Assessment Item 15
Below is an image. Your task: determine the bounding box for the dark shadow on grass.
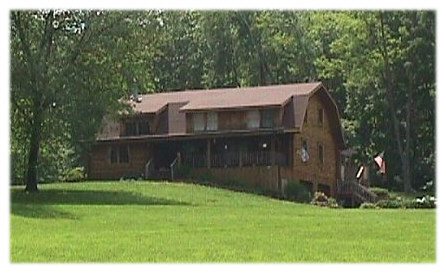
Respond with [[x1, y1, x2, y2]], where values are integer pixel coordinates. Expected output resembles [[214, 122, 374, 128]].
[[11, 189, 192, 219], [11, 189, 192, 206], [11, 204, 77, 219]]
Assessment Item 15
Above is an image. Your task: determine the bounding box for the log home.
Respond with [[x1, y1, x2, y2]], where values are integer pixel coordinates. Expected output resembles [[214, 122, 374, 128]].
[[88, 82, 345, 197]]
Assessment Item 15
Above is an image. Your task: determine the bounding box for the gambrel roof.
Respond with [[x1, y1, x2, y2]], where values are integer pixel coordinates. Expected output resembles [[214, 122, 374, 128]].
[[131, 82, 322, 114], [98, 82, 345, 148]]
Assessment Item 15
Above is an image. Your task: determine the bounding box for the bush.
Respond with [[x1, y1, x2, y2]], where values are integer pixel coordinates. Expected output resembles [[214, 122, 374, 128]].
[[196, 171, 214, 184], [285, 181, 311, 203], [310, 191, 339, 208], [369, 187, 390, 200], [62, 167, 86, 182], [175, 164, 192, 179], [371, 195, 436, 209], [360, 202, 379, 209], [311, 191, 328, 204], [327, 197, 340, 208], [412, 195, 436, 209], [375, 199, 403, 209]]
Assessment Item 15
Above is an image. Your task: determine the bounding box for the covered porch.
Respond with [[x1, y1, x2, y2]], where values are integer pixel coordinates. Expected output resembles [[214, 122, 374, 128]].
[[145, 132, 293, 180]]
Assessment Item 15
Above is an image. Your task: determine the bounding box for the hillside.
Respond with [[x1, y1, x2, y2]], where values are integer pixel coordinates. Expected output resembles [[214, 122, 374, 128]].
[[11, 181, 435, 262]]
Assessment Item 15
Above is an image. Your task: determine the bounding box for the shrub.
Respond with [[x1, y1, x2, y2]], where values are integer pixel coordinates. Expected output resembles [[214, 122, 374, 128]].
[[375, 199, 403, 209], [310, 191, 339, 208], [371, 195, 436, 209], [175, 164, 192, 179], [360, 202, 379, 209], [369, 187, 390, 200], [196, 171, 214, 184], [285, 181, 311, 203], [327, 197, 340, 208], [311, 191, 328, 204], [62, 167, 86, 182], [412, 195, 436, 209]]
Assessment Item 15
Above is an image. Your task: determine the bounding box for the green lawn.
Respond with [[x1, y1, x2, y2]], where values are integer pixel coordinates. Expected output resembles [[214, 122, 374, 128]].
[[10, 181, 435, 262]]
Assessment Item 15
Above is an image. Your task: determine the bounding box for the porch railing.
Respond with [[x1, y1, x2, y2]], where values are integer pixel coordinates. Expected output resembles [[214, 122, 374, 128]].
[[338, 179, 377, 203], [144, 159, 154, 179], [170, 157, 178, 181], [182, 151, 287, 168]]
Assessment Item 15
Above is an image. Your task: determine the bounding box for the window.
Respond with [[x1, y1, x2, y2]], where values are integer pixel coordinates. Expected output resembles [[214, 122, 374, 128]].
[[304, 110, 308, 124], [247, 110, 260, 129], [110, 145, 129, 164], [125, 122, 137, 136], [125, 120, 150, 136], [318, 108, 324, 125], [138, 121, 150, 135], [206, 112, 218, 131], [301, 139, 309, 163], [260, 109, 275, 128], [119, 145, 129, 163], [302, 139, 308, 150], [318, 143, 324, 164], [110, 148, 118, 164], [193, 113, 205, 131]]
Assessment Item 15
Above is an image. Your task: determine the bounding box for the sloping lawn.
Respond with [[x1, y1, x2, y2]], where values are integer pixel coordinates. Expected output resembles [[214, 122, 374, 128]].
[[10, 181, 435, 262]]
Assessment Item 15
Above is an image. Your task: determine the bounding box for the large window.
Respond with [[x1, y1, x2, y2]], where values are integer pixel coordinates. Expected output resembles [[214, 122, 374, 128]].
[[193, 113, 206, 131], [193, 112, 219, 132], [247, 110, 260, 129], [110, 145, 129, 164], [125, 120, 150, 136], [138, 121, 150, 135], [206, 112, 218, 131], [260, 109, 275, 128]]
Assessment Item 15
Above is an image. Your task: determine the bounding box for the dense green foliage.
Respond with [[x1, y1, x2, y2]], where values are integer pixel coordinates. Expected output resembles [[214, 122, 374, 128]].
[[284, 181, 312, 203], [10, 11, 435, 192], [11, 181, 435, 262]]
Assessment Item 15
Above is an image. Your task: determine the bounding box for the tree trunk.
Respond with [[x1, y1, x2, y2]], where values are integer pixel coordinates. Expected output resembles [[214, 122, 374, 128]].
[[25, 100, 43, 192], [378, 12, 412, 192], [403, 61, 414, 193]]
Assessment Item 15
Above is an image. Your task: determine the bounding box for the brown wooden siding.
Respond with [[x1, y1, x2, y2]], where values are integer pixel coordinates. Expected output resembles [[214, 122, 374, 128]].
[[282, 98, 295, 128], [155, 108, 169, 134], [88, 143, 152, 179], [168, 102, 187, 134], [191, 165, 280, 192], [281, 93, 339, 196]]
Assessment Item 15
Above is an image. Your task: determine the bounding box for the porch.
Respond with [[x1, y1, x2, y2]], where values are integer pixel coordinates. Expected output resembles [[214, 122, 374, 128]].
[[145, 133, 293, 180]]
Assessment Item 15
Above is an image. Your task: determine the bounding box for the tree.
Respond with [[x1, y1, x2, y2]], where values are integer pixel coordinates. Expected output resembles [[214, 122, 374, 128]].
[[10, 10, 152, 191], [312, 11, 435, 192]]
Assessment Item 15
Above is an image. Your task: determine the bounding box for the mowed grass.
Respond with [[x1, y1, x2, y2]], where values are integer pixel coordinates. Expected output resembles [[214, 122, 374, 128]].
[[10, 181, 435, 262]]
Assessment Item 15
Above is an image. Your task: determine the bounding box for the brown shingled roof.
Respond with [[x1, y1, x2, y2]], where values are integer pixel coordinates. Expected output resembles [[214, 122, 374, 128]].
[[131, 82, 322, 113]]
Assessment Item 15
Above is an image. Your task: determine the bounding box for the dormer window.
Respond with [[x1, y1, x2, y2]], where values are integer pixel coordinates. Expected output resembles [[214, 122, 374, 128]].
[[206, 112, 218, 131], [193, 113, 206, 131], [193, 112, 219, 132], [260, 109, 275, 128], [247, 110, 260, 129], [125, 120, 150, 136]]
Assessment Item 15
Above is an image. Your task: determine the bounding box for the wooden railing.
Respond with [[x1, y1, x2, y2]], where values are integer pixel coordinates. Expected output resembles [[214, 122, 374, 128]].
[[144, 159, 154, 179], [170, 157, 179, 181], [338, 180, 377, 203], [182, 151, 287, 168]]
